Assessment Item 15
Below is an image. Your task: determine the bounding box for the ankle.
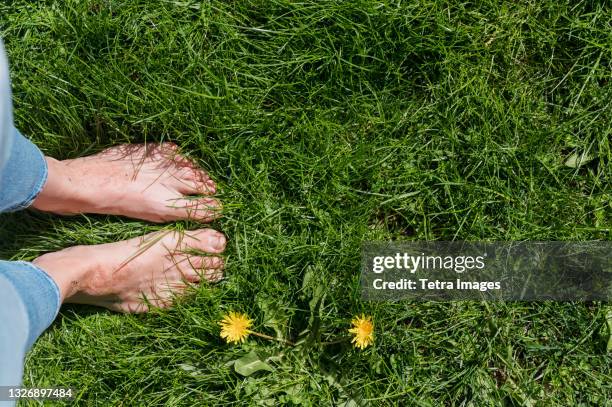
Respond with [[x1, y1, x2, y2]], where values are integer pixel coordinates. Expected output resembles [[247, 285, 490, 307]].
[[32, 158, 69, 212], [33, 246, 96, 303], [31, 158, 88, 214]]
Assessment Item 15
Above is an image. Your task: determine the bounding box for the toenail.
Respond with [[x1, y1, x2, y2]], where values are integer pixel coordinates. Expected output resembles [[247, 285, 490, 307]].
[[213, 234, 226, 250], [204, 198, 219, 208]]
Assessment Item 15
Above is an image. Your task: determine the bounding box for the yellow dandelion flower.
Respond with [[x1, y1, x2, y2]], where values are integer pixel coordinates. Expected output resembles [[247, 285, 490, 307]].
[[219, 312, 253, 344], [348, 314, 374, 349]]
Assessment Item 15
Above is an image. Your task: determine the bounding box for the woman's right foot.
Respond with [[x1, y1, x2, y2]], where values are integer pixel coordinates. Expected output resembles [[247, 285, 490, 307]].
[[32, 143, 221, 223], [33, 229, 226, 313]]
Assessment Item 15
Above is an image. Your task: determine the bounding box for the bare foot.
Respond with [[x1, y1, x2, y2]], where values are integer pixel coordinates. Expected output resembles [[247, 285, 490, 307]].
[[33, 229, 226, 313], [31, 143, 221, 223]]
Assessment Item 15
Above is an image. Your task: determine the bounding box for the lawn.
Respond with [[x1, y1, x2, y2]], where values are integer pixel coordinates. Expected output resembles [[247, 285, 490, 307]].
[[1, 0, 611, 405]]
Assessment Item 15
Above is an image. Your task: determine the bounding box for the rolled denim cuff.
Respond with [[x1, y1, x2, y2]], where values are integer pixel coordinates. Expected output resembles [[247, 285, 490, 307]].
[[0, 128, 47, 213], [0, 261, 61, 350]]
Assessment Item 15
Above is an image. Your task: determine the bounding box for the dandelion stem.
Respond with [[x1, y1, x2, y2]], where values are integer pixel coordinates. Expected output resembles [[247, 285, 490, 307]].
[[248, 331, 296, 346], [320, 336, 351, 346]]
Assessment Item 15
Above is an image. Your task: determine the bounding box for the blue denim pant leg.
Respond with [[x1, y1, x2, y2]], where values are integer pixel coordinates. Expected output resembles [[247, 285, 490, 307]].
[[0, 262, 60, 379], [0, 128, 60, 403], [0, 262, 60, 407], [0, 273, 29, 402], [0, 127, 48, 212]]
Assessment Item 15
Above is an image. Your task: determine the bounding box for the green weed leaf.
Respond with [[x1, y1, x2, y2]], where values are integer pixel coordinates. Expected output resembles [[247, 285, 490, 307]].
[[257, 295, 290, 340], [233, 351, 274, 376], [564, 151, 595, 168]]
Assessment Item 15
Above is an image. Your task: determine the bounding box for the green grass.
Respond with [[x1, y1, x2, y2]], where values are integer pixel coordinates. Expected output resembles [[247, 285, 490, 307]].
[[1, 0, 611, 405]]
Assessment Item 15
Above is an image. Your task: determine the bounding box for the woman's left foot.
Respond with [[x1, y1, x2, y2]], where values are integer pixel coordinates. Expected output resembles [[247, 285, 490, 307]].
[[31, 143, 221, 223], [34, 228, 227, 312]]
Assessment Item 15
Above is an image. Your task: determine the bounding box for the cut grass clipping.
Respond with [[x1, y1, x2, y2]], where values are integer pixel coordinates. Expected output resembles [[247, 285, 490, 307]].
[[0, 0, 611, 405]]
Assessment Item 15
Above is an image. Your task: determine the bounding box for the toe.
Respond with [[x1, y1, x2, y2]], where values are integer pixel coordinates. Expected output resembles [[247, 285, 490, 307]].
[[202, 256, 224, 269], [181, 267, 224, 283], [118, 302, 149, 314], [181, 229, 227, 254], [164, 151, 215, 193], [168, 252, 224, 284], [202, 268, 224, 282], [170, 255, 224, 281], [174, 168, 216, 195], [182, 271, 201, 283], [164, 197, 222, 222]]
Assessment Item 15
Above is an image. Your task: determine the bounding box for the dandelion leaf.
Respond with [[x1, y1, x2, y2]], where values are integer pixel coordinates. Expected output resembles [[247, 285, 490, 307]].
[[233, 351, 273, 376]]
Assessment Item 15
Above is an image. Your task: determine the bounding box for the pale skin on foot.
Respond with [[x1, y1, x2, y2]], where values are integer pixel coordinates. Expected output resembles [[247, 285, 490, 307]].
[[32, 143, 221, 223], [34, 229, 226, 313], [30, 143, 226, 313]]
